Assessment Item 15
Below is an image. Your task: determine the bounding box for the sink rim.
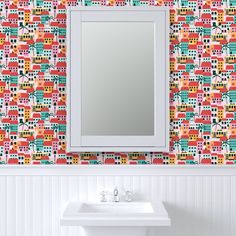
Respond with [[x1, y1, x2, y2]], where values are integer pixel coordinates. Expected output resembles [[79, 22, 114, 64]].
[[61, 201, 171, 227]]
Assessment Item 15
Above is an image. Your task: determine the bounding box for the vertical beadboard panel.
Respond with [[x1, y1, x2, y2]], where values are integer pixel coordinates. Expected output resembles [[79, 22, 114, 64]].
[[52, 176, 60, 236], [223, 177, 231, 236], [140, 176, 150, 201], [231, 176, 236, 236], [24, 176, 31, 236], [96, 175, 105, 201], [68, 176, 80, 236], [60, 176, 69, 236], [0, 176, 7, 236], [33, 176, 43, 236], [197, 176, 204, 236], [132, 175, 142, 200], [42, 176, 50, 236], [202, 176, 212, 236], [15, 176, 24, 236], [6, 176, 16, 236], [87, 176, 98, 202], [0, 175, 236, 236], [123, 176, 132, 194]]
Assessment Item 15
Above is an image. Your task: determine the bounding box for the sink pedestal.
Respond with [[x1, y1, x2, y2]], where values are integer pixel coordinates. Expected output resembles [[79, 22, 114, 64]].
[[83, 227, 148, 236]]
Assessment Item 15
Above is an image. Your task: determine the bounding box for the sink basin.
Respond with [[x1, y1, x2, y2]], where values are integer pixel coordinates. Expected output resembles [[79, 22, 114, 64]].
[[79, 202, 154, 214], [61, 201, 170, 227]]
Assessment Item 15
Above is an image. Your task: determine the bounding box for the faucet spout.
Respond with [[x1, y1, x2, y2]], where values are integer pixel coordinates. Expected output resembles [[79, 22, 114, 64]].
[[113, 188, 119, 202]]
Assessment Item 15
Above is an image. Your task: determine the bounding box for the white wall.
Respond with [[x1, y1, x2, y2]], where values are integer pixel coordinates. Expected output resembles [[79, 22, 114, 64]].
[[0, 166, 235, 236]]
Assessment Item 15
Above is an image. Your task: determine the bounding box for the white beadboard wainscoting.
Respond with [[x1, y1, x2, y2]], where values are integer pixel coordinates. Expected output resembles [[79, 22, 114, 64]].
[[0, 166, 236, 236]]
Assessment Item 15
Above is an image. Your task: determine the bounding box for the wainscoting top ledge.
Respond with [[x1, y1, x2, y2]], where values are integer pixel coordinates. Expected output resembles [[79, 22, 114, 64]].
[[0, 165, 235, 176]]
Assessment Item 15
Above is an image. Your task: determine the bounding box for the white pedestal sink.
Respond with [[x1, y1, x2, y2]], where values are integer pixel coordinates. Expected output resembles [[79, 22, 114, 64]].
[[61, 201, 171, 236]]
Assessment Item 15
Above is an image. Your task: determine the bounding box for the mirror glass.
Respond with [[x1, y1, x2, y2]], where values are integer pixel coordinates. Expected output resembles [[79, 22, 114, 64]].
[[81, 22, 154, 136]]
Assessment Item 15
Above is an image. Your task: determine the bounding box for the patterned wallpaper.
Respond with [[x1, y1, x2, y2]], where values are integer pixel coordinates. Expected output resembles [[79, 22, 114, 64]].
[[0, 0, 235, 165]]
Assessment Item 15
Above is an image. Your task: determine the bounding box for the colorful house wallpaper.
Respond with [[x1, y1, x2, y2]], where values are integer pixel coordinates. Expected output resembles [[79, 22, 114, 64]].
[[0, 0, 235, 165]]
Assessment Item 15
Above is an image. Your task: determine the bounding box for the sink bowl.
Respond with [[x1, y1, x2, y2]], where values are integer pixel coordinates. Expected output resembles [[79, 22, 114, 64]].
[[61, 201, 170, 227], [79, 202, 154, 214]]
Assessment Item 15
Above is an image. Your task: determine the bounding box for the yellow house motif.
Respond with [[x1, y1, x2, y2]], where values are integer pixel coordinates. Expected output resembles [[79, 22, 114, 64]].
[[0, 33, 5, 45], [24, 58, 30, 74], [188, 130, 199, 141], [217, 9, 224, 24], [170, 106, 176, 120], [44, 33, 54, 45], [44, 82, 54, 93], [170, 9, 175, 24], [217, 106, 223, 120], [24, 106, 31, 121], [24, 155, 31, 164], [188, 82, 198, 93], [44, 130, 54, 141], [217, 58, 224, 73], [188, 33, 198, 45], [121, 154, 127, 164], [218, 154, 224, 164], [170, 58, 175, 72], [24, 10, 30, 24], [0, 82, 5, 93], [0, 130, 5, 141]]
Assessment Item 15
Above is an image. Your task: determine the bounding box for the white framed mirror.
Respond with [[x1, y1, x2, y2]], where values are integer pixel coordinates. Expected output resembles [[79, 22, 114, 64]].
[[67, 7, 169, 152]]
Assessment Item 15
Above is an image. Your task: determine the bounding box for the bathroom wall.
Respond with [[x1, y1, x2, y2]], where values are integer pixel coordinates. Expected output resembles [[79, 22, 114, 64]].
[[0, 0, 235, 165], [0, 166, 235, 236]]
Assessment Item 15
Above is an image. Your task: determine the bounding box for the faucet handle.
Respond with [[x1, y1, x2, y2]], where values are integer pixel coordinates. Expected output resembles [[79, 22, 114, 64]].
[[100, 191, 108, 202], [125, 190, 133, 202]]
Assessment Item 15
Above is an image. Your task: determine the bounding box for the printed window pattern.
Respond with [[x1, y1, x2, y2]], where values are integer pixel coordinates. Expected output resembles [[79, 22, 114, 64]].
[[0, 0, 235, 165]]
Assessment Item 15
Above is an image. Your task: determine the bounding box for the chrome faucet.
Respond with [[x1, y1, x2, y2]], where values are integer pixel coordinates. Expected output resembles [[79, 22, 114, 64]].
[[125, 190, 133, 202], [113, 187, 119, 202], [100, 191, 108, 202]]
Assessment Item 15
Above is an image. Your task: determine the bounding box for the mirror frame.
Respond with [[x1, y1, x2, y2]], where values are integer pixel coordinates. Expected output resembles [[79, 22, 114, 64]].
[[67, 7, 169, 152]]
